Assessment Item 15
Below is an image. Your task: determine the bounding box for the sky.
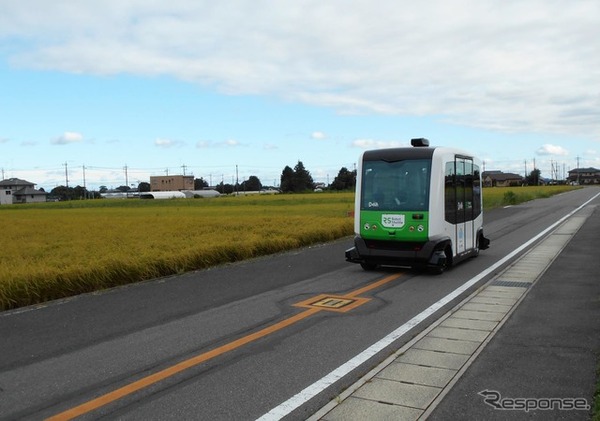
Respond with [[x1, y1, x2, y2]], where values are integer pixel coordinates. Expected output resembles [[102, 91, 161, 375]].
[[1, 0, 599, 191]]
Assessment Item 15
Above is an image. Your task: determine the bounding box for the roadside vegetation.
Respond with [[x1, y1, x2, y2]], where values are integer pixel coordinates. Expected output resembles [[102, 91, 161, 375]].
[[482, 185, 577, 209], [0, 186, 581, 310]]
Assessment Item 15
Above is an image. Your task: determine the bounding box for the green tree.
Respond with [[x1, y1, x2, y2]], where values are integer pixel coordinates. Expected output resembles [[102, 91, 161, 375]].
[[526, 169, 541, 186], [280, 166, 294, 192], [241, 175, 262, 191], [50, 186, 70, 201], [216, 182, 235, 194], [73, 185, 87, 199], [138, 182, 151, 192], [280, 162, 315, 192], [330, 167, 357, 191], [292, 161, 314, 192], [50, 185, 89, 200], [195, 178, 209, 190]]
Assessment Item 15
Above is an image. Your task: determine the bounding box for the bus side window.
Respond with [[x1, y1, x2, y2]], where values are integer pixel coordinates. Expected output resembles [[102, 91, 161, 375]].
[[473, 165, 482, 218], [445, 162, 456, 224], [465, 160, 474, 222]]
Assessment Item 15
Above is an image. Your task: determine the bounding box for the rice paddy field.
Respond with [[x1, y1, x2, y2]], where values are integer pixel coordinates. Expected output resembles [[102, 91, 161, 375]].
[[0, 186, 579, 310]]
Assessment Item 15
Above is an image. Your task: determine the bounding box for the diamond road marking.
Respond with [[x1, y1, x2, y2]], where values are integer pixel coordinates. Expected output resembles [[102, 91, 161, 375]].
[[294, 294, 371, 313]]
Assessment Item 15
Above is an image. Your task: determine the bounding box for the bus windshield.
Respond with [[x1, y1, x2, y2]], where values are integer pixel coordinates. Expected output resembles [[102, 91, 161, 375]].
[[361, 159, 431, 211]]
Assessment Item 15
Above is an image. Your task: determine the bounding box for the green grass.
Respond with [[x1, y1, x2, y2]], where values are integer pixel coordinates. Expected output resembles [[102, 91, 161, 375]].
[[482, 185, 579, 209]]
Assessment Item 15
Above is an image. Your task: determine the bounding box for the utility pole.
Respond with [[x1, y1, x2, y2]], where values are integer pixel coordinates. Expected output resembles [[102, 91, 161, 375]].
[[124, 165, 129, 188], [235, 165, 239, 195], [82, 165, 87, 198], [64, 162, 69, 187], [576, 156, 580, 184], [182, 164, 187, 176]]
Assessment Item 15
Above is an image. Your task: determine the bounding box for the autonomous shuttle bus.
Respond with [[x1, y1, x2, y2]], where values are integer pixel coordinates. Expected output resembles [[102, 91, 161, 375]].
[[345, 138, 490, 273]]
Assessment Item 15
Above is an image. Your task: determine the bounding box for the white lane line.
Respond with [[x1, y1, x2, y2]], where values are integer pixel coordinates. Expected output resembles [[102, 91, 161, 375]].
[[257, 191, 600, 421]]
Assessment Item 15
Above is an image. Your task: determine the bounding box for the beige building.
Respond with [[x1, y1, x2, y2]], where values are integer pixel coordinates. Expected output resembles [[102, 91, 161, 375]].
[[0, 178, 48, 205], [482, 171, 523, 187], [567, 167, 600, 184], [150, 175, 194, 192]]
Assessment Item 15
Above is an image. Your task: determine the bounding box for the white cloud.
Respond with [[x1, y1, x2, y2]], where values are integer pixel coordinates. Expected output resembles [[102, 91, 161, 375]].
[[536, 144, 569, 156], [154, 138, 184, 148], [352, 139, 406, 149], [223, 139, 240, 147], [196, 139, 243, 148], [52, 131, 83, 145], [2, 1, 600, 139], [311, 131, 326, 140]]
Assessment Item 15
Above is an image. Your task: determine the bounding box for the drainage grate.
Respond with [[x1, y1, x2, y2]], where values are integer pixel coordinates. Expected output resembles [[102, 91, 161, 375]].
[[490, 280, 531, 288]]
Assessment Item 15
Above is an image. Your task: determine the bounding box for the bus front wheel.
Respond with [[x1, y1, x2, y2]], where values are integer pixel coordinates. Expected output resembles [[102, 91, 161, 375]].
[[429, 246, 452, 275], [360, 261, 378, 271]]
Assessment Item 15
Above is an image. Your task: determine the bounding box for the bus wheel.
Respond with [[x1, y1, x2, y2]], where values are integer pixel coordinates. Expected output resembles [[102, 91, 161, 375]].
[[360, 261, 377, 271], [429, 247, 451, 275], [473, 233, 483, 257]]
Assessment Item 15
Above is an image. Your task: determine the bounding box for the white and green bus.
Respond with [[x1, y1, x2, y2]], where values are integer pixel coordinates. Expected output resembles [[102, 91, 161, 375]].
[[346, 138, 490, 273]]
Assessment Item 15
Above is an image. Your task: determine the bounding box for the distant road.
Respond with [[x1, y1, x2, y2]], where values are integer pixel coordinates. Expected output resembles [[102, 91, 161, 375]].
[[1, 186, 598, 420]]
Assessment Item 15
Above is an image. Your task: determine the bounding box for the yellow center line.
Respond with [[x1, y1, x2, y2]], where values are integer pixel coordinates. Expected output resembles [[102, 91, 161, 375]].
[[46, 272, 405, 420], [347, 272, 404, 297]]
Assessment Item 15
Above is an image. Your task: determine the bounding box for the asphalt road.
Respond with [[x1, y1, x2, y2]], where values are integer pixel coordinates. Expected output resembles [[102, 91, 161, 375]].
[[1, 186, 598, 420]]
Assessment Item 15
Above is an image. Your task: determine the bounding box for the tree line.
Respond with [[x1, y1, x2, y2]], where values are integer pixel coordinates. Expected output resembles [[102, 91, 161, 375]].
[[47, 161, 357, 200]]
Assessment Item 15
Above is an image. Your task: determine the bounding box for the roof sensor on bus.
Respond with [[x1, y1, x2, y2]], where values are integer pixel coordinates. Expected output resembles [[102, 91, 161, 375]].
[[411, 138, 430, 147]]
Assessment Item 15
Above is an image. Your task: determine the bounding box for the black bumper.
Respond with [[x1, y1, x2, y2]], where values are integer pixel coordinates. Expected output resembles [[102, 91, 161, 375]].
[[345, 235, 449, 268]]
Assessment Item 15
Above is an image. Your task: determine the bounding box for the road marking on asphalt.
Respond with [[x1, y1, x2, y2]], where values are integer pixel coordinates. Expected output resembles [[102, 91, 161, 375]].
[[294, 295, 370, 312], [46, 273, 404, 420]]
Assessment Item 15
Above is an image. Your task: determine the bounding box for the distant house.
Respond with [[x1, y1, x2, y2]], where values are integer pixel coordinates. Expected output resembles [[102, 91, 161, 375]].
[[0, 178, 48, 205], [567, 167, 600, 185], [482, 171, 524, 187]]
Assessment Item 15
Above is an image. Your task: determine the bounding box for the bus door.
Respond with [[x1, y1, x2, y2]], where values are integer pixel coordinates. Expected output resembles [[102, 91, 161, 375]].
[[455, 157, 475, 254]]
